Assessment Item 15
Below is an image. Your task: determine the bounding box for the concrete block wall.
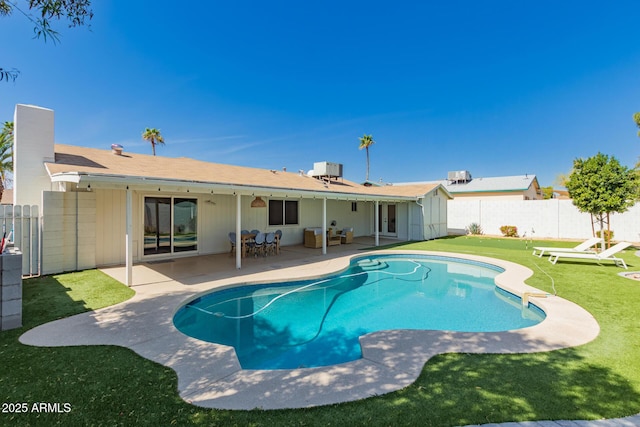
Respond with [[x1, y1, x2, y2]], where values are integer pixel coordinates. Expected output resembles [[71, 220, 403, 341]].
[[0, 246, 23, 330]]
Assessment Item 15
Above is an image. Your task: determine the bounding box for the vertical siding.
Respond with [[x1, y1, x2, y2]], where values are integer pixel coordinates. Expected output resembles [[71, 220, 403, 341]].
[[41, 192, 64, 274], [95, 189, 126, 266], [420, 192, 449, 239], [42, 191, 96, 274]]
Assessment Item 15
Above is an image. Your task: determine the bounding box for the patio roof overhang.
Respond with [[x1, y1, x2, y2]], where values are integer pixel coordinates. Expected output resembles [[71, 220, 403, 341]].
[[48, 171, 423, 203]]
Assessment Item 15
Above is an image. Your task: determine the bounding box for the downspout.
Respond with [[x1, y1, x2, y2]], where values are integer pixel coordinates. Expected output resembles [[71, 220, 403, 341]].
[[415, 197, 425, 240]]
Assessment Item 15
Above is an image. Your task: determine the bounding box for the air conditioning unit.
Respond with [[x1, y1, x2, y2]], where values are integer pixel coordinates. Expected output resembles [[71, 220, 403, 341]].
[[448, 170, 472, 183], [312, 162, 343, 178]]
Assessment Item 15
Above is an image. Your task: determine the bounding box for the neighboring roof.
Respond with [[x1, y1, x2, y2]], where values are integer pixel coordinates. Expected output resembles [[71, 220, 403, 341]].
[[397, 175, 539, 194], [554, 190, 571, 199], [46, 144, 450, 201], [0, 189, 12, 205]]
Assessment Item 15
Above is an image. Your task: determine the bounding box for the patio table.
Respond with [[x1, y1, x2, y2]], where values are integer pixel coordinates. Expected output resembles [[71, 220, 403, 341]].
[[240, 233, 256, 257]]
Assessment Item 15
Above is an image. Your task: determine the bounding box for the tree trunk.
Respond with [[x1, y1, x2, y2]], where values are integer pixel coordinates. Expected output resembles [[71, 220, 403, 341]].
[[365, 147, 370, 181], [597, 213, 605, 252]]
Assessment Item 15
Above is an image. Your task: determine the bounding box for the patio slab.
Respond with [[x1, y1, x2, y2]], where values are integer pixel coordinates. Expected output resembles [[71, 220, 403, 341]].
[[19, 244, 600, 410]]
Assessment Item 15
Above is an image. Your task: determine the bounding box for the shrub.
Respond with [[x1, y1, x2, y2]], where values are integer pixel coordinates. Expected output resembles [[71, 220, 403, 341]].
[[466, 223, 483, 235], [499, 225, 518, 237], [596, 229, 614, 244]]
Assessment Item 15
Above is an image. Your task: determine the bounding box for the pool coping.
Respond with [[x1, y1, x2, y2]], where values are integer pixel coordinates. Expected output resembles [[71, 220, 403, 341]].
[[19, 250, 600, 410]]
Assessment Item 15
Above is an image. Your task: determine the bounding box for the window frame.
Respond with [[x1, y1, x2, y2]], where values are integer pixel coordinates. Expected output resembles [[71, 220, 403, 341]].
[[268, 199, 299, 226]]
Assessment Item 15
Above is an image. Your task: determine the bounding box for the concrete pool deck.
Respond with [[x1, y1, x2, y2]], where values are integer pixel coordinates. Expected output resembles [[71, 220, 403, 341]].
[[20, 242, 600, 411]]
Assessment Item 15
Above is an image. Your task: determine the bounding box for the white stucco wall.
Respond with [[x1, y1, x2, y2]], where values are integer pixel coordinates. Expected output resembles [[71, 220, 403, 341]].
[[448, 199, 640, 242]]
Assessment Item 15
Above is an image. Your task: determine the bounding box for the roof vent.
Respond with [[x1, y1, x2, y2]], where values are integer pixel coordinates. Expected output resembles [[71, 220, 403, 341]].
[[447, 170, 472, 184], [111, 144, 123, 155]]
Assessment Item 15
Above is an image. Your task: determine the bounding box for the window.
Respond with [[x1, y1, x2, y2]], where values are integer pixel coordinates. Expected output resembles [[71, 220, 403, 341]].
[[144, 196, 197, 255], [269, 199, 299, 225], [351, 202, 357, 212]]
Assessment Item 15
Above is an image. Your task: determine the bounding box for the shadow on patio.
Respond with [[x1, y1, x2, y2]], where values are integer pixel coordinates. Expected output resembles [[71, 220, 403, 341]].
[[100, 236, 403, 287]]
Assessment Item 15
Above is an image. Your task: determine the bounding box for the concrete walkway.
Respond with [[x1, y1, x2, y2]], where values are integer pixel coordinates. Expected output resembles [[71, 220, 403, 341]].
[[18, 240, 637, 423], [463, 414, 640, 426]]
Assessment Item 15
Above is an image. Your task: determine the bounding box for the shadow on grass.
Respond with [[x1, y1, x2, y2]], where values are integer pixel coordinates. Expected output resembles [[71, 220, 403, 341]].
[[21, 276, 89, 330], [360, 349, 640, 426]]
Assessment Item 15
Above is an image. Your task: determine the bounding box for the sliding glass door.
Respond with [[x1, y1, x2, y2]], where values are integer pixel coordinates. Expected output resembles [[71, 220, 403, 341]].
[[173, 198, 198, 252], [144, 197, 197, 256]]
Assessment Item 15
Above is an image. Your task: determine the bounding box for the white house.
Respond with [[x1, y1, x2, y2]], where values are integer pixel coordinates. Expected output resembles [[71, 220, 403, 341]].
[[12, 104, 452, 283]]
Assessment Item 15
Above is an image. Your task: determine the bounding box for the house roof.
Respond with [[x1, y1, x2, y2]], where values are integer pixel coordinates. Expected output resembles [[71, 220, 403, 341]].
[[0, 189, 12, 205], [45, 144, 450, 201], [398, 175, 539, 194]]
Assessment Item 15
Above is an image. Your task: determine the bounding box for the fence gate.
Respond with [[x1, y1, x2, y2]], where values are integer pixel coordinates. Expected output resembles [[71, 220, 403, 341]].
[[0, 205, 40, 276]]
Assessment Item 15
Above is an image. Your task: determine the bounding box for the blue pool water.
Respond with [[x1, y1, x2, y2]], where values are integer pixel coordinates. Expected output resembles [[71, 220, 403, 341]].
[[173, 254, 545, 370]]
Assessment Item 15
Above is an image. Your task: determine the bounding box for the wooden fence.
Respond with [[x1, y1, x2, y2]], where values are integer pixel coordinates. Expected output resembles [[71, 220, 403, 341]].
[[0, 205, 39, 276]]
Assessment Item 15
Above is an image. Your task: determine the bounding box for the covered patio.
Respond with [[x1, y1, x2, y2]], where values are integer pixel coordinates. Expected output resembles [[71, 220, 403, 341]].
[[100, 236, 401, 287]]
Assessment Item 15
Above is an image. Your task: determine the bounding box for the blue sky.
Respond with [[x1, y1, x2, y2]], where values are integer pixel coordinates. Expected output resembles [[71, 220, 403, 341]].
[[2, 1, 639, 187]]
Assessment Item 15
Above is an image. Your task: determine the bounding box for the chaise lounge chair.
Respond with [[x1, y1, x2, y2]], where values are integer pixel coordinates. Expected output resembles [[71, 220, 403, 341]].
[[532, 236, 602, 258], [547, 241, 633, 269]]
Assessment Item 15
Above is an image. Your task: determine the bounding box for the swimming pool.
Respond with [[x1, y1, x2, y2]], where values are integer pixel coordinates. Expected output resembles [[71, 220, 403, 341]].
[[173, 254, 545, 370]]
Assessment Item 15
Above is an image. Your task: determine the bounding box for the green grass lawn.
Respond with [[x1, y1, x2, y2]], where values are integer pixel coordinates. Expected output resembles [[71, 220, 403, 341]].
[[1, 236, 640, 426]]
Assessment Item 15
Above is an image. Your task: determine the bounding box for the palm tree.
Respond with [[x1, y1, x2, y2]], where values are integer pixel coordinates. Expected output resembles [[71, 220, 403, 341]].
[[0, 121, 14, 202], [142, 128, 165, 156], [358, 134, 375, 181]]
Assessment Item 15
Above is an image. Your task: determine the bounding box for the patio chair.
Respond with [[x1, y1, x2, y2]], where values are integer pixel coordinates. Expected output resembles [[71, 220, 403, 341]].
[[548, 241, 632, 269], [265, 232, 276, 255], [340, 227, 354, 244], [532, 236, 602, 258], [253, 232, 266, 257], [274, 229, 283, 254], [228, 232, 237, 255]]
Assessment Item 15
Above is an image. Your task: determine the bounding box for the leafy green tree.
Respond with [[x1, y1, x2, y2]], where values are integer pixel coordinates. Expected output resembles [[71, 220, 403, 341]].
[[1, 0, 93, 81], [554, 172, 569, 188], [142, 128, 165, 156], [0, 121, 14, 202], [566, 152, 638, 249], [541, 186, 554, 199], [358, 134, 375, 181]]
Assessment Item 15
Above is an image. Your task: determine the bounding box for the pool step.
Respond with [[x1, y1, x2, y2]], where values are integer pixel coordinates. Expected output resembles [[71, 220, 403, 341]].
[[356, 259, 387, 270]]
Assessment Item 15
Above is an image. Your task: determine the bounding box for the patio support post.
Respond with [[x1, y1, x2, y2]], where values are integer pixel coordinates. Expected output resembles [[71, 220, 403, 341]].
[[125, 188, 133, 286], [407, 201, 412, 241], [236, 193, 242, 269], [374, 200, 379, 247], [322, 197, 327, 255]]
